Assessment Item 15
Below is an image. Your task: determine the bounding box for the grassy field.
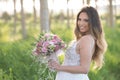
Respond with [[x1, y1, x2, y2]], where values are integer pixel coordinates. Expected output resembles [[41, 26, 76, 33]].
[[0, 20, 120, 80]]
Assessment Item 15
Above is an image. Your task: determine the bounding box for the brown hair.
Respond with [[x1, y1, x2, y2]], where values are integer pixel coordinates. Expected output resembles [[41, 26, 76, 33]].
[[74, 6, 107, 69]]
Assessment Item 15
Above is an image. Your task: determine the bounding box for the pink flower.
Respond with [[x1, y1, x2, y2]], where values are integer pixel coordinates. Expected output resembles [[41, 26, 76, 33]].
[[33, 48, 40, 55], [36, 41, 42, 47], [43, 41, 49, 47], [41, 47, 47, 53], [54, 45, 60, 52], [32, 33, 66, 56], [44, 33, 51, 39], [53, 35, 61, 42]]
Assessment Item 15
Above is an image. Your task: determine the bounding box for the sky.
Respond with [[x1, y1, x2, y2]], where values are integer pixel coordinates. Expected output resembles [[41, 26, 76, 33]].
[[0, 0, 120, 15]]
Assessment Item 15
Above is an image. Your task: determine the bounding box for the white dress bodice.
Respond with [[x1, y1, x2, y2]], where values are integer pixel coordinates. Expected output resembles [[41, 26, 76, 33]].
[[55, 41, 89, 80], [63, 41, 80, 66]]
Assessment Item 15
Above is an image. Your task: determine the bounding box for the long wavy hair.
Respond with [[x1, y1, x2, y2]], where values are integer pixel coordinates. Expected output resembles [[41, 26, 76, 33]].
[[74, 6, 107, 69]]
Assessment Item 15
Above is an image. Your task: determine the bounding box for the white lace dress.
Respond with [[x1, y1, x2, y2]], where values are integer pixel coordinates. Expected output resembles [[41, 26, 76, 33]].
[[55, 41, 89, 80]]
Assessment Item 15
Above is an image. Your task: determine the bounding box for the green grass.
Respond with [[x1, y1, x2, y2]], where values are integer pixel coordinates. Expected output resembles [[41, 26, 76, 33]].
[[0, 39, 40, 80]]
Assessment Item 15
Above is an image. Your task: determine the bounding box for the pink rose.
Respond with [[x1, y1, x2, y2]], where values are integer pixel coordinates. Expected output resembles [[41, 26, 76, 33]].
[[36, 41, 42, 47], [43, 41, 49, 47], [41, 47, 47, 53]]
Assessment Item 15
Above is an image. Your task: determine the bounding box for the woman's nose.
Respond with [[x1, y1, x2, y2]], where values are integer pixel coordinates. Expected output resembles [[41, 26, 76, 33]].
[[79, 20, 84, 25]]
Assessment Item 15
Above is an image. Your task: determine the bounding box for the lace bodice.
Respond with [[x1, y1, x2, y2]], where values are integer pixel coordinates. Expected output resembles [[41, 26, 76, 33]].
[[55, 41, 89, 80], [63, 41, 80, 66]]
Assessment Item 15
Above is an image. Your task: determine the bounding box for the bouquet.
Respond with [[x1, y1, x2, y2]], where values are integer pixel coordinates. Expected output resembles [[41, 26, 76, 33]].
[[32, 33, 66, 70]]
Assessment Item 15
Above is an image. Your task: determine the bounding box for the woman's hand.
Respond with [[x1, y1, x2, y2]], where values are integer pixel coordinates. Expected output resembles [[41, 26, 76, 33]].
[[48, 60, 61, 71]]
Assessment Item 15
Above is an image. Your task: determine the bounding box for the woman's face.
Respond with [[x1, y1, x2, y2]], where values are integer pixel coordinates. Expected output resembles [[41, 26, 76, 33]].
[[77, 12, 90, 34]]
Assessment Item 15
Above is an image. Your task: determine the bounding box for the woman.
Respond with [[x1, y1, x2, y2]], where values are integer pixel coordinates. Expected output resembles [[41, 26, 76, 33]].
[[49, 6, 107, 80]]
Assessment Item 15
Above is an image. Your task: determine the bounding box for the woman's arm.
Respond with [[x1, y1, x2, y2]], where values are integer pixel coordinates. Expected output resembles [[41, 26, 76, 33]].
[[49, 35, 95, 74]]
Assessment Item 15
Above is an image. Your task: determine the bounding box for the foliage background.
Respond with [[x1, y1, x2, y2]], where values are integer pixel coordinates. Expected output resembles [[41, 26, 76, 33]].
[[0, 20, 120, 80]]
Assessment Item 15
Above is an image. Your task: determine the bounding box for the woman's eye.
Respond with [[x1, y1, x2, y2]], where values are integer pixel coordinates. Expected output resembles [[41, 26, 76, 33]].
[[84, 19, 89, 22]]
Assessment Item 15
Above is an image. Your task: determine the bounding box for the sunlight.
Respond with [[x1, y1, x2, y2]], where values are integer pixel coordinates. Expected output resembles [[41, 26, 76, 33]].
[[49, 0, 67, 12], [0, 0, 120, 15]]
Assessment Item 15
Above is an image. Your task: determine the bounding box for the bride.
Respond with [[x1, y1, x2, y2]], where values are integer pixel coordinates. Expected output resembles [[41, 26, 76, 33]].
[[48, 6, 107, 80]]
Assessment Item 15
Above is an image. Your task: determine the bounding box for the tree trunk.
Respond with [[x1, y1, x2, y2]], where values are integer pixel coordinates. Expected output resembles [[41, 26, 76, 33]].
[[40, 0, 50, 33], [20, 0, 27, 39], [86, 0, 90, 5], [67, 0, 70, 29], [49, 0, 54, 30], [95, 0, 98, 9], [108, 0, 115, 27], [82, 0, 85, 5], [13, 0, 16, 34], [33, 0, 37, 25]]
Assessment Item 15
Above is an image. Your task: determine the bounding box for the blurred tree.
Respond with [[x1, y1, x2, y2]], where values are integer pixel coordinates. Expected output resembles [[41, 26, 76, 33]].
[[0, 0, 10, 22], [108, 0, 115, 27], [59, 10, 64, 23], [82, 0, 85, 5], [82, 0, 90, 6], [13, 0, 17, 34], [87, 0, 90, 5], [95, 0, 98, 9], [67, 0, 70, 29], [1, 12, 11, 22], [40, 0, 50, 32], [114, 0, 117, 16], [33, 0, 37, 25], [20, 0, 27, 39], [49, 0, 54, 30]]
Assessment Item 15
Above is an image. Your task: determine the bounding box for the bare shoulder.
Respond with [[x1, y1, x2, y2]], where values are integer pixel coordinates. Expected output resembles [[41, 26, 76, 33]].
[[80, 35, 94, 42], [78, 35, 95, 46], [76, 35, 95, 54], [81, 34, 94, 39]]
